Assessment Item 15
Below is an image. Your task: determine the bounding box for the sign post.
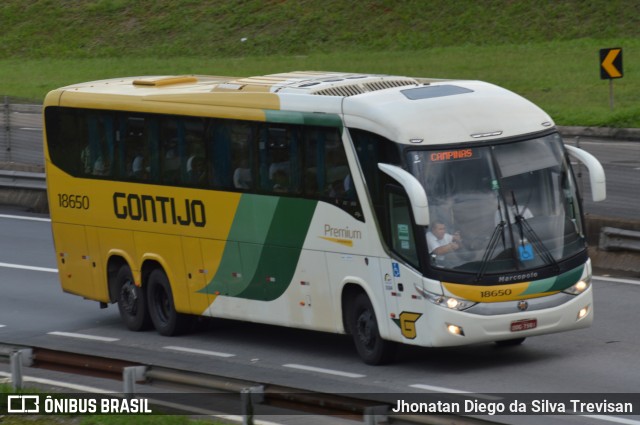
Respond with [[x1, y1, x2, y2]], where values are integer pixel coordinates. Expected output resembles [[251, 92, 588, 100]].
[[599, 48, 623, 111]]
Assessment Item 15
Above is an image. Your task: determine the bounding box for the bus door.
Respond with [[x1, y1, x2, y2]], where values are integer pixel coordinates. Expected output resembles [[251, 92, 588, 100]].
[[380, 186, 426, 340]]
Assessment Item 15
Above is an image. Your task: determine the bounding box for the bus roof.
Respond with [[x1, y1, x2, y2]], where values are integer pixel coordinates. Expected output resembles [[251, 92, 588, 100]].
[[46, 71, 554, 146]]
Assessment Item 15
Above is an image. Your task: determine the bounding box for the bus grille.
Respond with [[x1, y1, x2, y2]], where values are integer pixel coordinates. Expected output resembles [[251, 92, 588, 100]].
[[312, 79, 416, 97]]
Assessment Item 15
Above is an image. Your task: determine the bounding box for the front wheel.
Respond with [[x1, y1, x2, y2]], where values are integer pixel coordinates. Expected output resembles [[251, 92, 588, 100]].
[[349, 293, 396, 365], [115, 265, 152, 331], [147, 268, 191, 336]]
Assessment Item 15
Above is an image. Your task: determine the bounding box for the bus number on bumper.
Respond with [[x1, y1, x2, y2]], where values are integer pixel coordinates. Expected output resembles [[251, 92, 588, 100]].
[[511, 318, 537, 332]]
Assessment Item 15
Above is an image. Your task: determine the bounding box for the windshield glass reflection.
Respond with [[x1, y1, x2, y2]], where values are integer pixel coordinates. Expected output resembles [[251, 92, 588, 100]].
[[408, 133, 586, 276]]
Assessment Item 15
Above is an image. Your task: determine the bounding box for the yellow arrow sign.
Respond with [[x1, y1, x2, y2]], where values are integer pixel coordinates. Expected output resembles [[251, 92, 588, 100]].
[[601, 48, 622, 78]]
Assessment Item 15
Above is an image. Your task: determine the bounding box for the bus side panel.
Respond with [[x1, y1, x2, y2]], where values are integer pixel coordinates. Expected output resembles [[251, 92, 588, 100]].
[[326, 253, 390, 338], [290, 249, 337, 332], [85, 226, 109, 302], [181, 236, 213, 315], [98, 228, 137, 283], [132, 232, 190, 314], [52, 223, 95, 299]]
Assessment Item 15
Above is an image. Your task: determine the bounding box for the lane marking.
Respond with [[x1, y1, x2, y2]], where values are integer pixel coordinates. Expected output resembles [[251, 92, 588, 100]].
[[410, 384, 501, 401], [0, 213, 50, 222], [163, 345, 235, 358], [594, 275, 640, 286], [283, 363, 365, 378], [584, 416, 640, 425], [47, 331, 119, 342], [0, 262, 57, 273], [0, 325, 5, 328]]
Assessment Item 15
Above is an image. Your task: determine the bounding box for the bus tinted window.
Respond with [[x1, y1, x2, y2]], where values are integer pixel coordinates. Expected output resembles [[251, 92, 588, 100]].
[[45, 107, 362, 220]]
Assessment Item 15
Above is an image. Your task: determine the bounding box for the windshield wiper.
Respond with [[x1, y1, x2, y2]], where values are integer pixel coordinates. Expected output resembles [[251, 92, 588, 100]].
[[475, 220, 506, 282], [510, 192, 559, 271]]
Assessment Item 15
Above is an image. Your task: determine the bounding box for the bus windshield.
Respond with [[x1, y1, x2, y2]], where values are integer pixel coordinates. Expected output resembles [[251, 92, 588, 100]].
[[408, 133, 586, 276]]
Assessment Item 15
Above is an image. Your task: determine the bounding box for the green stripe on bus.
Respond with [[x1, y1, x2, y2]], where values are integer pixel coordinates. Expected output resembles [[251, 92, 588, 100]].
[[201, 195, 317, 301], [521, 265, 584, 295], [265, 110, 343, 129]]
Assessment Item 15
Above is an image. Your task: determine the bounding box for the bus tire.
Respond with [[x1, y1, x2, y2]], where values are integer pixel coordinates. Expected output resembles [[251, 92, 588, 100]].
[[147, 268, 191, 336], [495, 337, 526, 347], [115, 265, 152, 331], [349, 293, 396, 365]]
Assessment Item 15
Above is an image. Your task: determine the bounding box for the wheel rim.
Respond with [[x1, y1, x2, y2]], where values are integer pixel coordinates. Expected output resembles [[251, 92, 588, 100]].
[[356, 309, 376, 350], [119, 279, 138, 316]]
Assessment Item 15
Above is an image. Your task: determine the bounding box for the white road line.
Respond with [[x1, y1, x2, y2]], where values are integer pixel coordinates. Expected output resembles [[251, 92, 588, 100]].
[[0, 213, 50, 222], [0, 262, 58, 273], [283, 363, 365, 378], [585, 415, 640, 425], [163, 345, 235, 358], [0, 324, 5, 328], [593, 275, 640, 286], [409, 384, 501, 401], [47, 331, 119, 342]]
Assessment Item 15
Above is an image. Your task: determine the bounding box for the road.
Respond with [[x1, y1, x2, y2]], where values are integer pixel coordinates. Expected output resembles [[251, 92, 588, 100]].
[[565, 137, 640, 220], [0, 212, 639, 425]]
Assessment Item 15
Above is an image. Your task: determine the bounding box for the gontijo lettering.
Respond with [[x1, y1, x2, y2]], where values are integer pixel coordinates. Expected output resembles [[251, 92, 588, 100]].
[[113, 192, 206, 227]]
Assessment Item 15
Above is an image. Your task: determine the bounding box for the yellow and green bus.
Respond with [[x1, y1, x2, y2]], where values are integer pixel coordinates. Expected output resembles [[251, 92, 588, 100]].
[[43, 71, 605, 364]]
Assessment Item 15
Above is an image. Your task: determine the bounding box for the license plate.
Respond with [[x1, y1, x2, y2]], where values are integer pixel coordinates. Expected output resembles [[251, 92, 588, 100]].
[[511, 318, 537, 332]]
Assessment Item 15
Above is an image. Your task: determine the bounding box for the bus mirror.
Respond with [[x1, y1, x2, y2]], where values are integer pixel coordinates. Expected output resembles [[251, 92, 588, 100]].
[[378, 163, 430, 226], [564, 145, 606, 202]]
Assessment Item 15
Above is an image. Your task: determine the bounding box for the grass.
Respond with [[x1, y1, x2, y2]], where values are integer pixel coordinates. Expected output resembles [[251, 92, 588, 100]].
[[1, 0, 638, 127], [2, 37, 638, 127]]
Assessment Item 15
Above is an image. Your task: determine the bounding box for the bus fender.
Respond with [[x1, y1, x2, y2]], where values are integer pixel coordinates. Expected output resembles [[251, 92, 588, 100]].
[[339, 278, 391, 340]]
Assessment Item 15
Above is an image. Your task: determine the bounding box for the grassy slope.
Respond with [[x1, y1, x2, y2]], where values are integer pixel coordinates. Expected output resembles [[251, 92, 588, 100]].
[[1, 0, 638, 126]]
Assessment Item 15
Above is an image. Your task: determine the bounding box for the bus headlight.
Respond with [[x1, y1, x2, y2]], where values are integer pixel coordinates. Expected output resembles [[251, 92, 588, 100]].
[[563, 275, 591, 295], [415, 284, 476, 311]]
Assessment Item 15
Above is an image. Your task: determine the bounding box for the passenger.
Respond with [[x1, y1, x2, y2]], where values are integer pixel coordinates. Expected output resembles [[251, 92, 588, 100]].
[[131, 155, 148, 179], [188, 156, 207, 186], [233, 160, 252, 189]]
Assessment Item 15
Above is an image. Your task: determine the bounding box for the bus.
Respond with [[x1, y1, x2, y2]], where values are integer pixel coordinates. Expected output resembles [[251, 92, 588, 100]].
[[43, 71, 606, 364]]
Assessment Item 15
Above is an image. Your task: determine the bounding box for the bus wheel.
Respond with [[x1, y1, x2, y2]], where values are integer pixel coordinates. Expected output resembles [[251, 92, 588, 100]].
[[116, 265, 152, 331], [495, 337, 526, 347], [147, 269, 190, 336], [349, 293, 396, 365]]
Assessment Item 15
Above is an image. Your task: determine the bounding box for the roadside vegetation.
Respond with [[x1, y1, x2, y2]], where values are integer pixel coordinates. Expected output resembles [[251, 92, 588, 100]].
[[1, 0, 638, 127]]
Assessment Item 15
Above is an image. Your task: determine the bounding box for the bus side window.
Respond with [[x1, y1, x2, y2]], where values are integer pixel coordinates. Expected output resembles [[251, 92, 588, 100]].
[[231, 122, 256, 190], [304, 126, 362, 221], [387, 189, 420, 269]]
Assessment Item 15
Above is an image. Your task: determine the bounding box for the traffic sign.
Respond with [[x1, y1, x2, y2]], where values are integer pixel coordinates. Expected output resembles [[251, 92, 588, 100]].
[[600, 48, 623, 79]]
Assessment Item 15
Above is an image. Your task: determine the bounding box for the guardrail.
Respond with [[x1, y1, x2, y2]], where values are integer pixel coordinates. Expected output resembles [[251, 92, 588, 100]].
[[599, 227, 640, 253], [1, 344, 499, 425], [0, 170, 46, 190]]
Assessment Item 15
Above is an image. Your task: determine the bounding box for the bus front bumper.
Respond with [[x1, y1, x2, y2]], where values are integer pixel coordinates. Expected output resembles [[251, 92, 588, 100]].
[[412, 286, 593, 347]]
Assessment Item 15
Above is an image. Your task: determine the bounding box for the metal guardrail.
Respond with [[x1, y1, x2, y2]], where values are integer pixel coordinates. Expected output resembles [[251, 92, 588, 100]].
[[0, 170, 46, 190], [2, 344, 499, 425], [599, 227, 640, 253]]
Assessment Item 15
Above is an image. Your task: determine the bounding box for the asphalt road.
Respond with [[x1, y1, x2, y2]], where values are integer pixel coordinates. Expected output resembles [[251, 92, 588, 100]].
[[0, 212, 639, 425], [566, 137, 640, 220]]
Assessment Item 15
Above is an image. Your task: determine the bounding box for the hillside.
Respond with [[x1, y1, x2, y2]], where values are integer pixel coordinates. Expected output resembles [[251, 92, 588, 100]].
[[1, 0, 638, 58]]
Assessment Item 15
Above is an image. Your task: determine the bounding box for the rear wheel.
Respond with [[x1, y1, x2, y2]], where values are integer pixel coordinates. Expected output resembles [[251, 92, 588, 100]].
[[115, 265, 152, 331], [349, 293, 396, 365], [147, 268, 191, 336]]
